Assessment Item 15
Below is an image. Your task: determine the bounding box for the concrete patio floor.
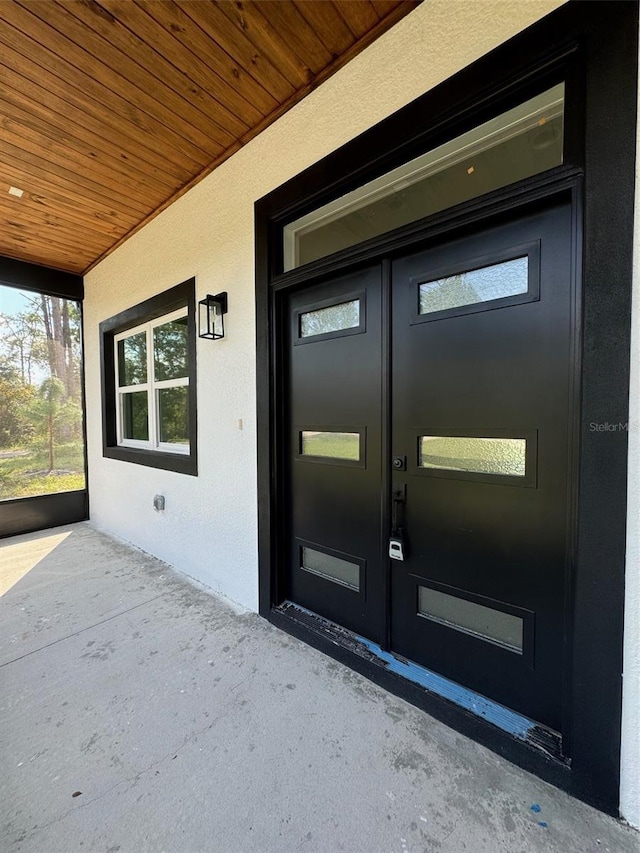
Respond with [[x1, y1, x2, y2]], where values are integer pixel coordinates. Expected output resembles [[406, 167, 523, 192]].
[[1, 523, 638, 853]]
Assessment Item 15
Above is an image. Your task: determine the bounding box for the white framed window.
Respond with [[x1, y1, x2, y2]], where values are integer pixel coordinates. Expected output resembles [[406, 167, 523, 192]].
[[114, 307, 190, 454]]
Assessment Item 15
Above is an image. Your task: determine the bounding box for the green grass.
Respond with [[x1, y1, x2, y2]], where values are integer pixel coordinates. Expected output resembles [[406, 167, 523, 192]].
[[0, 441, 85, 500]]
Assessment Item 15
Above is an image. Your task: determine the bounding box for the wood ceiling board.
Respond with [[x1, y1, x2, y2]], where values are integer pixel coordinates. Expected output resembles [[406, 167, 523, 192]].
[[333, 0, 380, 38], [257, 2, 334, 75], [130, 0, 282, 116], [371, 0, 404, 16], [9, 0, 231, 157], [0, 222, 105, 263], [0, 195, 130, 246], [0, 108, 176, 202], [214, 2, 313, 88], [0, 3, 215, 168], [177, 0, 296, 104], [0, 138, 154, 216], [74, 0, 261, 137], [0, 158, 144, 229], [53, 1, 246, 149], [0, 92, 179, 195], [0, 58, 202, 184], [1, 221, 107, 259], [8, 191, 131, 237], [1, 197, 123, 246], [295, 2, 357, 56], [0, 0, 420, 275]]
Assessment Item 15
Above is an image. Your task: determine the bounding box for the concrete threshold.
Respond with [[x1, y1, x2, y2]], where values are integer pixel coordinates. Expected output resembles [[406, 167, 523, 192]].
[[0, 522, 638, 853]]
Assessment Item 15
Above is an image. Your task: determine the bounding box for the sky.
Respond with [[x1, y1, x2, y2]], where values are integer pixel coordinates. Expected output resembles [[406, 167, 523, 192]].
[[0, 286, 38, 317]]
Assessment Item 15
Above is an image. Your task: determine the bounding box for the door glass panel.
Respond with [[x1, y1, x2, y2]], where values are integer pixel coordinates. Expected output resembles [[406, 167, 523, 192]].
[[419, 436, 526, 477], [153, 316, 188, 381], [0, 286, 86, 500], [121, 391, 149, 441], [301, 546, 360, 591], [418, 586, 523, 652], [301, 431, 360, 460], [157, 387, 189, 445], [284, 84, 564, 270], [300, 299, 360, 338], [418, 256, 528, 315], [118, 332, 147, 386]]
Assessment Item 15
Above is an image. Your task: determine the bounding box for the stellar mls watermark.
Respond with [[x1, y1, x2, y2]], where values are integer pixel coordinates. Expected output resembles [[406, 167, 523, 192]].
[[589, 421, 629, 432]]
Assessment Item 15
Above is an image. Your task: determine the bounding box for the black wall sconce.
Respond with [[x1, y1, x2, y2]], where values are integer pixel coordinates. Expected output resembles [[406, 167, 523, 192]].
[[198, 292, 228, 340]]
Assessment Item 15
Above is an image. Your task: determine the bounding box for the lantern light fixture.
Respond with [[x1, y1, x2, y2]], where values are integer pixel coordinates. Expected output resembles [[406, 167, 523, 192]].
[[198, 292, 228, 340]]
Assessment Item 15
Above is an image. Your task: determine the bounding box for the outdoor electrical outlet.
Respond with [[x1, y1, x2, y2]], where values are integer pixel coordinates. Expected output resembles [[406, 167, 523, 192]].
[[153, 495, 165, 512]]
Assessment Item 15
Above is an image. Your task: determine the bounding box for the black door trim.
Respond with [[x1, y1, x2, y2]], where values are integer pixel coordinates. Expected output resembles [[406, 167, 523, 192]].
[[255, 1, 638, 815]]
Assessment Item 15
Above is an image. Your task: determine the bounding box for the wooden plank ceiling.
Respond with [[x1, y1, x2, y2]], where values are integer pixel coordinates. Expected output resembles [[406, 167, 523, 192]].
[[0, 0, 419, 275]]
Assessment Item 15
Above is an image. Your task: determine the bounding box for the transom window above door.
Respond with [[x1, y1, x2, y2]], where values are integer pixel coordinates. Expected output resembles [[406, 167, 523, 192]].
[[283, 83, 564, 271], [115, 309, 190, 453]]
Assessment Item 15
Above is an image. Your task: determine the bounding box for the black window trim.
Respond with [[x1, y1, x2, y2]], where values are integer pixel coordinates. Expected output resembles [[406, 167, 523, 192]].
[[99, 278, 198, 475]]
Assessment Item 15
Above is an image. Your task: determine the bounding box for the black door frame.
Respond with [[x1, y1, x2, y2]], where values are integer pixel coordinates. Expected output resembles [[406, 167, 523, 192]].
[[0, 256, 88, 538], [255, 2, 638, 813]]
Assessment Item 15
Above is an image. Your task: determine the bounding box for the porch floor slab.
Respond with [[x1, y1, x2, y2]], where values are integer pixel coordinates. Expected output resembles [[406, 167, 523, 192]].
[[1, 523, 638, 853]]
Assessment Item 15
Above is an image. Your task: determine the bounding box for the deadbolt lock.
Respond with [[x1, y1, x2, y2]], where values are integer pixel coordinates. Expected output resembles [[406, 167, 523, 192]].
[[392, 455, 406, 471]]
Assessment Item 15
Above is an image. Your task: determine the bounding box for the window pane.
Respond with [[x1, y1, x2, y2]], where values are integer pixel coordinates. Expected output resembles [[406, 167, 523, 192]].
[[419, 436, 526, 477], [301, 546, 360, 591], [157, 387, 189, 445], [154, 316, 188, 381], [0, 287, 86, 500], [419, 257, 528, 315], [284, 84, 564, 270], [118, 332, 147, 386], [300, 300, 360, 338], [418, 586, 523, 652], [301, 431, 360, 460], [121, 391, 148, 441]]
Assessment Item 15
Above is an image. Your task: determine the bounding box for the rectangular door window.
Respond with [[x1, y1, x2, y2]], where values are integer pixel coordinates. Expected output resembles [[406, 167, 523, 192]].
[[418, 585, 524, 653], [300, 299, 360, 338], [301, 545, 361, 592], [300, 430, 361, 461], [419, 435, 527, 477], [418, 256, 529, 316], [0, 285, 86, 501]]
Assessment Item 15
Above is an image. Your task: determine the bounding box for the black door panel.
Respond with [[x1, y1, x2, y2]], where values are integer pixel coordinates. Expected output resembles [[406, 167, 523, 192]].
[[390, 202, 572, 730], [285, 266, 385, 642], [283, 200, 574, 732]]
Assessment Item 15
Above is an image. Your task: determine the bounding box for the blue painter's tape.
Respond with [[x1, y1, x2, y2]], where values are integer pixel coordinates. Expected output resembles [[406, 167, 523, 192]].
[[284, 602, 537, 742], [354, 633, 536, 740]]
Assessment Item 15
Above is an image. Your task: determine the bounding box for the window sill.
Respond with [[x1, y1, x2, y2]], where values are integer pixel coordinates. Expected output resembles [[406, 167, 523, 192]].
[[103, 444, 197, 475]]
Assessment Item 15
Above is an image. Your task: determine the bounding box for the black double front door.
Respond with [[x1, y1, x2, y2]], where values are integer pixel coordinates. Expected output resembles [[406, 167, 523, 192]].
[[283, 199, 574, 731]]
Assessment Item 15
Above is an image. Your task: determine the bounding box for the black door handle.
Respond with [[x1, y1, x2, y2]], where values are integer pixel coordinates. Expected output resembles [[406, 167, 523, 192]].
[[390, 483, 409, 559]]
